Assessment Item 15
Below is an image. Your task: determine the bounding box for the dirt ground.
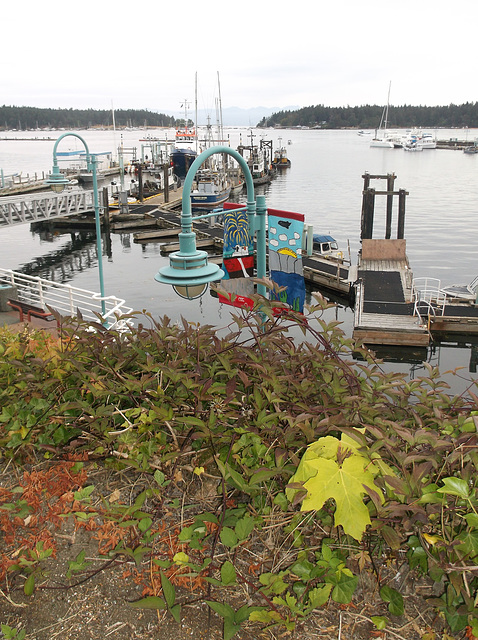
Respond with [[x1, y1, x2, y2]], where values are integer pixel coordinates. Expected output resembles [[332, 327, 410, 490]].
[[0, 458, 453, 640]]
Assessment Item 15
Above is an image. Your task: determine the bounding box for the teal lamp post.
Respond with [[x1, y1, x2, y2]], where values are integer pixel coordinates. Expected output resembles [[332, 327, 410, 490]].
[[155, 145, 267, 299], [45, 132, 106, 316]]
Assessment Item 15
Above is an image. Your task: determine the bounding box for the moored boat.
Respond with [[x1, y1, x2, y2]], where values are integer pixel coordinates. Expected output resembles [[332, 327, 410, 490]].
[[370, 82, 395, 148], [312, 234, 345, 260], [170, 100, 198, 180], [190, 168, 231, 209], [272, 138, 291, 168]]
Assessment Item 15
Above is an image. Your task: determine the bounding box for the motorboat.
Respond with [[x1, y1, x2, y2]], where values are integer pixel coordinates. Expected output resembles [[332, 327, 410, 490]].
[[190, 168, 231, 209], [312, 234, 344, 261], [272, 138, 291, 168]]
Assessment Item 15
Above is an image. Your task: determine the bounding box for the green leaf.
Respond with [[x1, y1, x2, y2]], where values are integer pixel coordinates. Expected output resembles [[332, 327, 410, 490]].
[[464, 513, 478, 528], [220, 560, 237, 586], [128, 596, 166, 610], [437, 477, 470, 499], [224, 619, 241, 640], [380, 585, 404, 616], [329, 571, 358, 604], [235, 516, 254, 541], [170, 603, 181, 623], [154, 469, 166, 486], [24, 573, 35, 596], [206, 600, 235, 620], [371, 616, 388, 630], [273, 491, 289, 511], [224, 463, 249, 492], [456, 530, 478, 559], [287, 435, 380, 540], [307, 583, 333, 609], [160, 572, 176, 609], [138, 517, 153, 532], [220, 527, 238, 548], [73, 485, 95, 501], [300, 455, 376, 541], [290, 559, 314, 580]]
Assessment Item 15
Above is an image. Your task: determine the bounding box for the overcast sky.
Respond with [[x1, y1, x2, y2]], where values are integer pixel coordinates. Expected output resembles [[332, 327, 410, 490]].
[[2, 0, 476, 115]]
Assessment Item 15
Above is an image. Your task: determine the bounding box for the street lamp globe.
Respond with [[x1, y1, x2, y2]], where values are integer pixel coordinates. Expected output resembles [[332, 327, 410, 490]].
[[45, 165, 71, 193]]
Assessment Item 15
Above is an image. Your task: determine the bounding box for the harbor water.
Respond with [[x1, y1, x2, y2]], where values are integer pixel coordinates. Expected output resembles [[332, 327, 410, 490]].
[[1, 127, 478, 393]]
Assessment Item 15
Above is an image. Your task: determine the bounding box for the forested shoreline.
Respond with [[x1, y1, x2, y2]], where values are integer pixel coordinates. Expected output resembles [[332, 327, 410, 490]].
[[1, 102, 478, 131], [0, 106, 177, 131], [258, 102, 478, 129]]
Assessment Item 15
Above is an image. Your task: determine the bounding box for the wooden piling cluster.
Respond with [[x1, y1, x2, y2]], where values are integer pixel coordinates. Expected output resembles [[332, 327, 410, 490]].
[[360, 173, 408, 241]]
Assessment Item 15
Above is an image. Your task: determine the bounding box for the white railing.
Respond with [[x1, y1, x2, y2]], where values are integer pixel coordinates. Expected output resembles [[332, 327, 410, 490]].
[[0, 268, 133, 331], [0, 189, 95, 227], [353, 278, 364, 326], [412, 277, 447, 318]]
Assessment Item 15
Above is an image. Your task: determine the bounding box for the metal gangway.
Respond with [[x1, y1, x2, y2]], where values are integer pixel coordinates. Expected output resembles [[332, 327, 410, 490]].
[[0, 268, 133, 331], [0, 188, 96, 228]]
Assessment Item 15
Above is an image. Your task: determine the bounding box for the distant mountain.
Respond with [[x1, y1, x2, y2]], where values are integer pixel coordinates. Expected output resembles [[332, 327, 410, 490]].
[[168, 106, 299, 127]]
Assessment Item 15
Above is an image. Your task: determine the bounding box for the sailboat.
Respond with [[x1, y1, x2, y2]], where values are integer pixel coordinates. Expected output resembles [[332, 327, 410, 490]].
[[189, 72, 232, 209], [370, 82, 395, 148]]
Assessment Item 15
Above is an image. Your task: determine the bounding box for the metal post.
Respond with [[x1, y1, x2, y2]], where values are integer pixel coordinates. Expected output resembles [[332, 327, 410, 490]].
[[255, 195, 267, 297], [90, 155, 106, 316]]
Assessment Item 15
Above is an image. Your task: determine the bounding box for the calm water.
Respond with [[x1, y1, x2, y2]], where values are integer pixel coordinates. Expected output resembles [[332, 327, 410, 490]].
[[1, 127, 478, 392]]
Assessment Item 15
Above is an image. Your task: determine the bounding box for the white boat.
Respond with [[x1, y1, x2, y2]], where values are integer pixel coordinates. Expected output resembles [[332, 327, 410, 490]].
[[370, 82, 395, 148], [403, 143, 423, 152], [403, 129, 437, 150], [190, 168, 231, 209]]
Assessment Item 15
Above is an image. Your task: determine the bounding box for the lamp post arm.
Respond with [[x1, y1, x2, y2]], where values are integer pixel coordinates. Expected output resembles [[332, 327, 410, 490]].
[[181, 145, 255, 233], [50, 132, 106, 318], [52, 131, 92, 167]]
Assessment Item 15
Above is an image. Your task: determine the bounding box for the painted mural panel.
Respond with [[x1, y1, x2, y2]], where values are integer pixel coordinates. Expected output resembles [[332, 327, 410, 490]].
[[218, 203, 255, 309], [268, 208, 305, 313]]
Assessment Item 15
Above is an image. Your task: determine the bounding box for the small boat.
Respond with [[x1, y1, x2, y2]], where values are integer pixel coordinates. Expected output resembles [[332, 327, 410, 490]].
[[272, 140, 291, 168], [190, 168, 231, 209], [403, 129, 437, 150], [247, 147, 274, 185], [464, 145, 478, 154], [440, 275, 478, 301], [357, 130, 372, 136], [129, 162, 177, 199], [403, 143, 423, 152], [227, 165, 245, 195], [312, 235, 345, 261]]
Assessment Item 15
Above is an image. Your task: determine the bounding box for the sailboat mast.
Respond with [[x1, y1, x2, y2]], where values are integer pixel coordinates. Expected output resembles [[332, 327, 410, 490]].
[[111, 100, 117, 162], [195, 71, 198, 153], [384, 81, 391, 130], [217, 70, 224, 144]]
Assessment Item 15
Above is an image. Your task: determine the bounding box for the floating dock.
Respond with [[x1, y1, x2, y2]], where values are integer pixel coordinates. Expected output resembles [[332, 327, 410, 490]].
[[353, 239, 429, 346], [352, 172, 478, 348]]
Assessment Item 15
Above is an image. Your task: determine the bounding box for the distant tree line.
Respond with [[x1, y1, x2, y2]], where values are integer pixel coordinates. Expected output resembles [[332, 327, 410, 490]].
[[0, 106, 179, 130], [258, 102, 478, 129]]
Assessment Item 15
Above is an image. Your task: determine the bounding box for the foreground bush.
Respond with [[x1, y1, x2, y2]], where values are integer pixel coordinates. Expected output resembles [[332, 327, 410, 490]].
[[1, 292, 478, 638]]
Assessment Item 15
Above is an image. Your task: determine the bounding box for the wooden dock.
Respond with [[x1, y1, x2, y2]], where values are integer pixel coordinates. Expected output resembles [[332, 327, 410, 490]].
[[353, 241, 430, 347]]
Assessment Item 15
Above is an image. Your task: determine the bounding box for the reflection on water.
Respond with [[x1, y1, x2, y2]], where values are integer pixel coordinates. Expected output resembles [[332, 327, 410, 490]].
[[2, 127, 478, 395]]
